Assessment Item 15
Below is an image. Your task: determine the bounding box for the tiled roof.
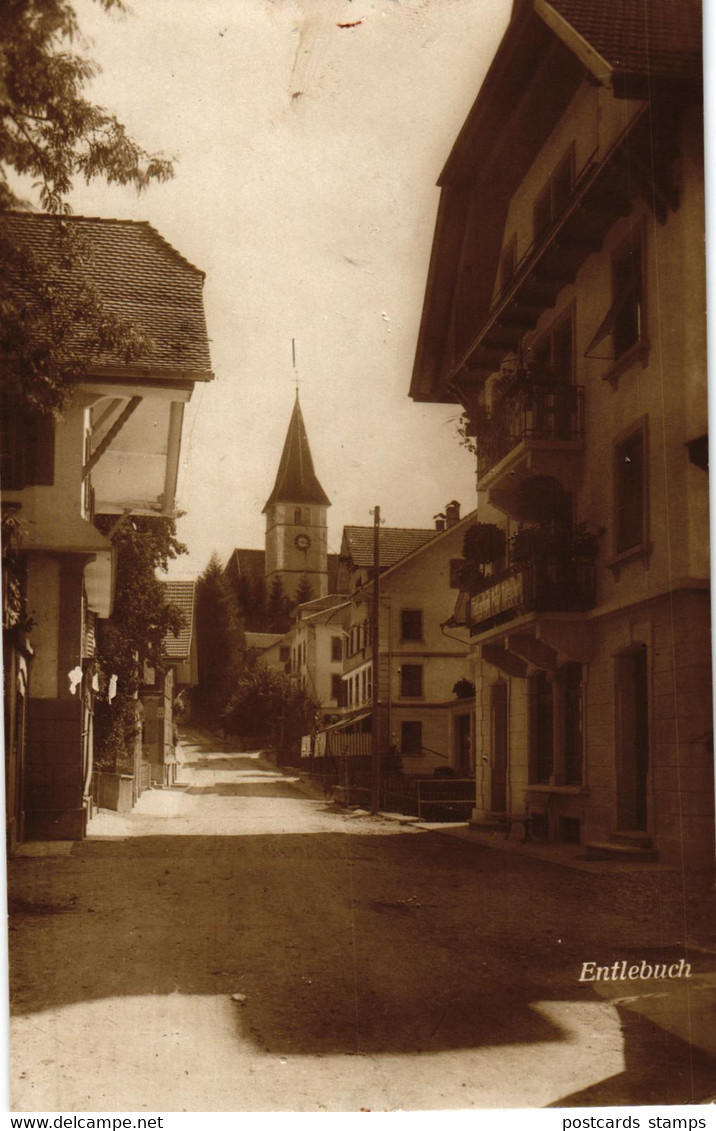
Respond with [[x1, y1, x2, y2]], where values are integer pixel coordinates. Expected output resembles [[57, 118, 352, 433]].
[[225, 549, 340, 594], [245, 632, 284, 650], [2, 212, 213, 379], [162, 580, 196, 660], [263, 395, 331, 510], [343, 526, 437, 568], [225, 548, 266, 588], [545, 0, 702, 80]]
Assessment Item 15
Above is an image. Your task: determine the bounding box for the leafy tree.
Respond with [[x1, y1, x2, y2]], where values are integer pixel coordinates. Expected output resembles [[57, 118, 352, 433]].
[[266, 575, 291, 634], [92, 514, 187, 770], [1, 0, 175, 413], [193, 553, 244, 721], [223, 667, 319, 750], [1, 0, 174, 213], [294, 574, 314, 607]]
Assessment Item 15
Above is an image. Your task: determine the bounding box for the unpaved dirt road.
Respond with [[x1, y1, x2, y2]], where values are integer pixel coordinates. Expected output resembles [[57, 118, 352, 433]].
[[8, 730, 716, 1112]]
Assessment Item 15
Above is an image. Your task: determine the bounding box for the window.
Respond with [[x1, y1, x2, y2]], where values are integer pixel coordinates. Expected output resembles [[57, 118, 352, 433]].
[[612, 242, 643, 359], [533, 147, 574, 241], [279, 646, 289, 663], [615, 425, 646, 554], [400, 609, 423, 642], [347, 678, 353, 707], [331, 674, 342, 703], [551, 318, 574, 384], [401, 721, 422, 756], [367, 665, 373, 701], [331, 636, 342, 662], [400, 664, 423, 698], [532, 312, 574, 383], [361, 668, 367, 703], [294, 507, 302, 524], [584, 231, 645, 368], [529, 664, 583, 787]]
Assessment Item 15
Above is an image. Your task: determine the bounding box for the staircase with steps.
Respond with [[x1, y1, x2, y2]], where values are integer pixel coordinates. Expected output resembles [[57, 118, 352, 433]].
[[586, 830, 658, 862]]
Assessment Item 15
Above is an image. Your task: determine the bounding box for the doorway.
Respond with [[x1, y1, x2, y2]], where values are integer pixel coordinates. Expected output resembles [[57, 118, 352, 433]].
[[616, 649, 649, 830]]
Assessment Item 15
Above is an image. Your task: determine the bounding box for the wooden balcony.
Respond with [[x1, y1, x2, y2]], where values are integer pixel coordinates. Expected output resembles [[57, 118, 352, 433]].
[[474, 381, 585, 485], [468, 535, 596, 636]]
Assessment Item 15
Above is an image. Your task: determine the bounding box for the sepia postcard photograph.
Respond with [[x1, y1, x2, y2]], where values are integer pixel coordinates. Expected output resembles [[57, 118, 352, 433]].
[[1, 0, 714, 1116]]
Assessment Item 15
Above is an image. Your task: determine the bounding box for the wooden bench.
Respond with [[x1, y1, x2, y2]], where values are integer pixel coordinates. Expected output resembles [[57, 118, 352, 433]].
[[504, 791, 553, 843]]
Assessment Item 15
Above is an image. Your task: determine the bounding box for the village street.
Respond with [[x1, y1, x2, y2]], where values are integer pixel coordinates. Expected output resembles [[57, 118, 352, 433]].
[[8, 729, 716, 1113]]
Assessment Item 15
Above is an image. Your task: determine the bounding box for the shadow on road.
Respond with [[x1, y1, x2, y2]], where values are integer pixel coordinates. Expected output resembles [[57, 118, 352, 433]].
[[184, 783, 310, 798], [8, 822, 715, 1105], [182, 756, 276, 772]]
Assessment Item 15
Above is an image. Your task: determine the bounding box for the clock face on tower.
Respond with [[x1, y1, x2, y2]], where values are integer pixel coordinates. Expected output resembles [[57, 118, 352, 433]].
[[294, 532, 311, 551]]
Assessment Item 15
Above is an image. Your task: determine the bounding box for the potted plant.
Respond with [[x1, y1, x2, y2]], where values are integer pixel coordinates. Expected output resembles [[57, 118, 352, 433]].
[[456, 522, 507, 594]]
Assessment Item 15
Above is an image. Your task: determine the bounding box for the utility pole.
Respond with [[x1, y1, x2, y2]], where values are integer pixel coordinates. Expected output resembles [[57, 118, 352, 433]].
[[371, 505, 381, 814]]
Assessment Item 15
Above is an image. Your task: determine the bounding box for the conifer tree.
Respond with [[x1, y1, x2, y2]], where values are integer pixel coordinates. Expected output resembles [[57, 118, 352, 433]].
[[294, 575, 314, 607], [266, 576, 291, 634], [194, 553, 244, 720]]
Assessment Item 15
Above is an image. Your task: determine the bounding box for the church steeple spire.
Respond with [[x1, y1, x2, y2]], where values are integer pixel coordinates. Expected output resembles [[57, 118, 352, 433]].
[[263, 395, 330, 601], [262, 393, 330, 512]]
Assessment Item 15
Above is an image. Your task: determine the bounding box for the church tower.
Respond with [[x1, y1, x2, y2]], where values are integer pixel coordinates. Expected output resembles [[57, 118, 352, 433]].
[[263, 394, 330, 601]]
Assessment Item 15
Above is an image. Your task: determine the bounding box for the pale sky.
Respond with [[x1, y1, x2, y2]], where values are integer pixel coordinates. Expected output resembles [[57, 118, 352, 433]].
[[68, 0, 513, 577]]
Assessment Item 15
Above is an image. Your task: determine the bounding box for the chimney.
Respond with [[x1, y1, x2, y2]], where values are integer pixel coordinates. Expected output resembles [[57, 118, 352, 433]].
[[433, 513, 446, 532], [445, 500, 461, 528]]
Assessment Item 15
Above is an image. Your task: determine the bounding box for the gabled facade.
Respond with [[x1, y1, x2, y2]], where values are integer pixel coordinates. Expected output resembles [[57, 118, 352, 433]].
[[1, 215, 213, 842], [327, 508, 475, 774], [286, 594, 351, 721], [411, 1, 712, 867]]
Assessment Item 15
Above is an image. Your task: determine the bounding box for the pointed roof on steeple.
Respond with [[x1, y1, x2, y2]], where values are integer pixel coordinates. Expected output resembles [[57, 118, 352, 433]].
[[262, 394, 331, 512]]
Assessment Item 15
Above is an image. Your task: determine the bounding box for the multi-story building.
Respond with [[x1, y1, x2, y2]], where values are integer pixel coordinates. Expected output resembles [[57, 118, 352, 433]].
[[410, 0, 712, 866], [328, 506, 475, 774], [1, 214, 213, 843], [287, 594, 350, 722]]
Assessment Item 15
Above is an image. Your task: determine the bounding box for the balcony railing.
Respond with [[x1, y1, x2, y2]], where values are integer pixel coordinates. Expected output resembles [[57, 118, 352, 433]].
[[468, 533, 596, 634], [474, 381, 584, 481]]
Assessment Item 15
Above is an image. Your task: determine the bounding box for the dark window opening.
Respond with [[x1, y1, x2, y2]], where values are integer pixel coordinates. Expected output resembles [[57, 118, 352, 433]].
[[331, 674, 342, 702], [401, 664, 423, 698], [401, 721, 422, 755], [616, 430, 645, 553], [613, 244, 643, 359], [331, 636, 342, 662], [400, 609, 423, 642], [552, 318, 574, 384], [533, 147, 575, 243]]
